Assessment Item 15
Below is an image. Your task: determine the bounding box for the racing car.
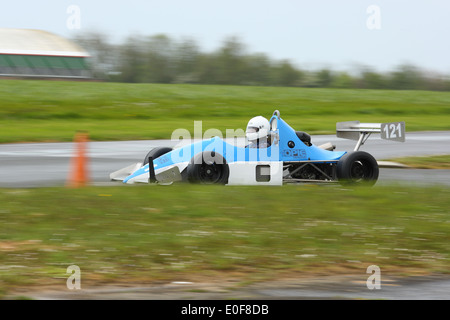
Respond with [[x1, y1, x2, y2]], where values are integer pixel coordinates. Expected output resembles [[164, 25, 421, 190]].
[[110, 110, 405, 186]]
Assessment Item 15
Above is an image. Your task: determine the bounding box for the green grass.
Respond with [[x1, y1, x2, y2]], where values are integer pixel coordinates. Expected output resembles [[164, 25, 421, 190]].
[[0, 184, 448, 296], [0, 79, 449, 143], [389, 155, 450, 169]]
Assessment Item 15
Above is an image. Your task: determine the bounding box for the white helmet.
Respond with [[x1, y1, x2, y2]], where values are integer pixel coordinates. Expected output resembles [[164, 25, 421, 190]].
[[246, 116, 270, 141]]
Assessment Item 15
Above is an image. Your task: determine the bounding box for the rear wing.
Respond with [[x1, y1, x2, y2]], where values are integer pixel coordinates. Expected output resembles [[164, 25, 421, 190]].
[[337, 121, 405, 151]]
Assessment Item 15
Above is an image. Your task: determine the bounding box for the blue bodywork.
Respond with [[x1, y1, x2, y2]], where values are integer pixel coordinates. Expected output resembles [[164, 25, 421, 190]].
[[123, 114, 346, 183]]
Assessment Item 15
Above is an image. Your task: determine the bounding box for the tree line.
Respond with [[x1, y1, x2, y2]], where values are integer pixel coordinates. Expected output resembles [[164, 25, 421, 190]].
[[74, 32, 450, 91]]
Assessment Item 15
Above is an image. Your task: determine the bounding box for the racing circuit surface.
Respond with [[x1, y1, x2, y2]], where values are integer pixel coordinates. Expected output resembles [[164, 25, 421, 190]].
[[15, 274, 450, 300], [0, 131, 449, 188]]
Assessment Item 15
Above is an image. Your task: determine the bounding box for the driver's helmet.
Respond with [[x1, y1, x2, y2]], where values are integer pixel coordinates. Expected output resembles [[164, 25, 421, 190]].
[[246, 116, 270, 142]]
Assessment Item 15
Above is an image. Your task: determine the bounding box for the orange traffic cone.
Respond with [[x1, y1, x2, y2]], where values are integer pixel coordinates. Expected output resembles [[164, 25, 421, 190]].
[[67, 131, 90, 187]]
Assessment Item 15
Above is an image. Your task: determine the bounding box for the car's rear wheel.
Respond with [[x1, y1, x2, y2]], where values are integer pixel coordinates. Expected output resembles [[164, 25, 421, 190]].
[[187, 151, 229, 184], [143, 147, 173, 165], [336, 151, 379, 186]]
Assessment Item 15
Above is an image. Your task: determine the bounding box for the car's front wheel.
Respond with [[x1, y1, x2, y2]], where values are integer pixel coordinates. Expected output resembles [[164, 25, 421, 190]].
[[336, 151, 379, 186], [187, 151, 229, 184], [143, 147, 173, 165]]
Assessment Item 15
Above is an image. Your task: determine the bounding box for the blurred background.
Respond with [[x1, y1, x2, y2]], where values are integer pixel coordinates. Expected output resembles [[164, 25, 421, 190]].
[[1, 0, 450, 89]]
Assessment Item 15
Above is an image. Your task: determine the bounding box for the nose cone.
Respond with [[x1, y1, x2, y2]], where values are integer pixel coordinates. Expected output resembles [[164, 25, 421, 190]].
[[123, 164, 150, 184]]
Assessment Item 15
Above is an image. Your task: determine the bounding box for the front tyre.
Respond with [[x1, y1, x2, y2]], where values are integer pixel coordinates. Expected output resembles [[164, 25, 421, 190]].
[[187, 151, 229, 185], [143, 147, 173, 165], [336, 151, 379, 186]]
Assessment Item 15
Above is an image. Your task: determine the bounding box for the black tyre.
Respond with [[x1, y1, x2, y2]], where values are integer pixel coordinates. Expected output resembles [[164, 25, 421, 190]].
[[336, 151, 379, 186], [187, 151, 229, 184], [143, 147, 173, 165]]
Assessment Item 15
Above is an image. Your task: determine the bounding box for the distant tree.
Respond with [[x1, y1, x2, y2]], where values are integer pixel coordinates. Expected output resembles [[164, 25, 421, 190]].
[[72, 32, 118, 79], [73, 31, 450, 91], [118, 35, 146, 83], [388, 64, 425, 90], [331, 72, 355, 88], [173, 37, 201, 83], [316, 69, 334, 88], [195, 53, 221, 84], [215, 36, 247, 84], [272, 60, 303, 87], [242, 53, 273, 86], [361, 71, 386, 89], [142, 34, 175, 83], [443, 78, 450, 91]]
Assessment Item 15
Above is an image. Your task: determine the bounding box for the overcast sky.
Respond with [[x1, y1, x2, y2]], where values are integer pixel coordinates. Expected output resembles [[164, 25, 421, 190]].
[[2, 0, 450, 73]]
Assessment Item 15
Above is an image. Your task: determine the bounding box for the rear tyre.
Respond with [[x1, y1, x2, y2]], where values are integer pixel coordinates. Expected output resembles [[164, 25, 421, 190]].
[[187, 151, 229, 185], [336, 151, 379, 186], [143, 147, 172, 165]]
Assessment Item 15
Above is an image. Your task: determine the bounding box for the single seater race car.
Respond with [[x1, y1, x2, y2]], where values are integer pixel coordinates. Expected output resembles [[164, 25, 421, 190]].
[[110, 110, 405, 186]]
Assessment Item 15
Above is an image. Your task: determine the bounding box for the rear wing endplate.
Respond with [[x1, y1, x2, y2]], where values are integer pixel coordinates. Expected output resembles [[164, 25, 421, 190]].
[[337, 121, 405, 151]]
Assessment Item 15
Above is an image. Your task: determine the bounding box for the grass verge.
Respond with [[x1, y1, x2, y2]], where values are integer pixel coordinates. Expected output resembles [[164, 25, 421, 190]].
[[389, 155, 450, 169], [0, 184, 448, 297], [0, 80, 449, 143]]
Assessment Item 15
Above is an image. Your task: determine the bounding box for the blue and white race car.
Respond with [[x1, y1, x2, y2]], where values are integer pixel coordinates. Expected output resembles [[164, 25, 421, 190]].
[[110, 110, 405, 186]]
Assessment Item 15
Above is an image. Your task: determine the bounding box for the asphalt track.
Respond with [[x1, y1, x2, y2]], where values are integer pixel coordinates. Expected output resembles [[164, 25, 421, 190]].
[[15, 274, 450, 300], [0, 131, 449, 188]]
